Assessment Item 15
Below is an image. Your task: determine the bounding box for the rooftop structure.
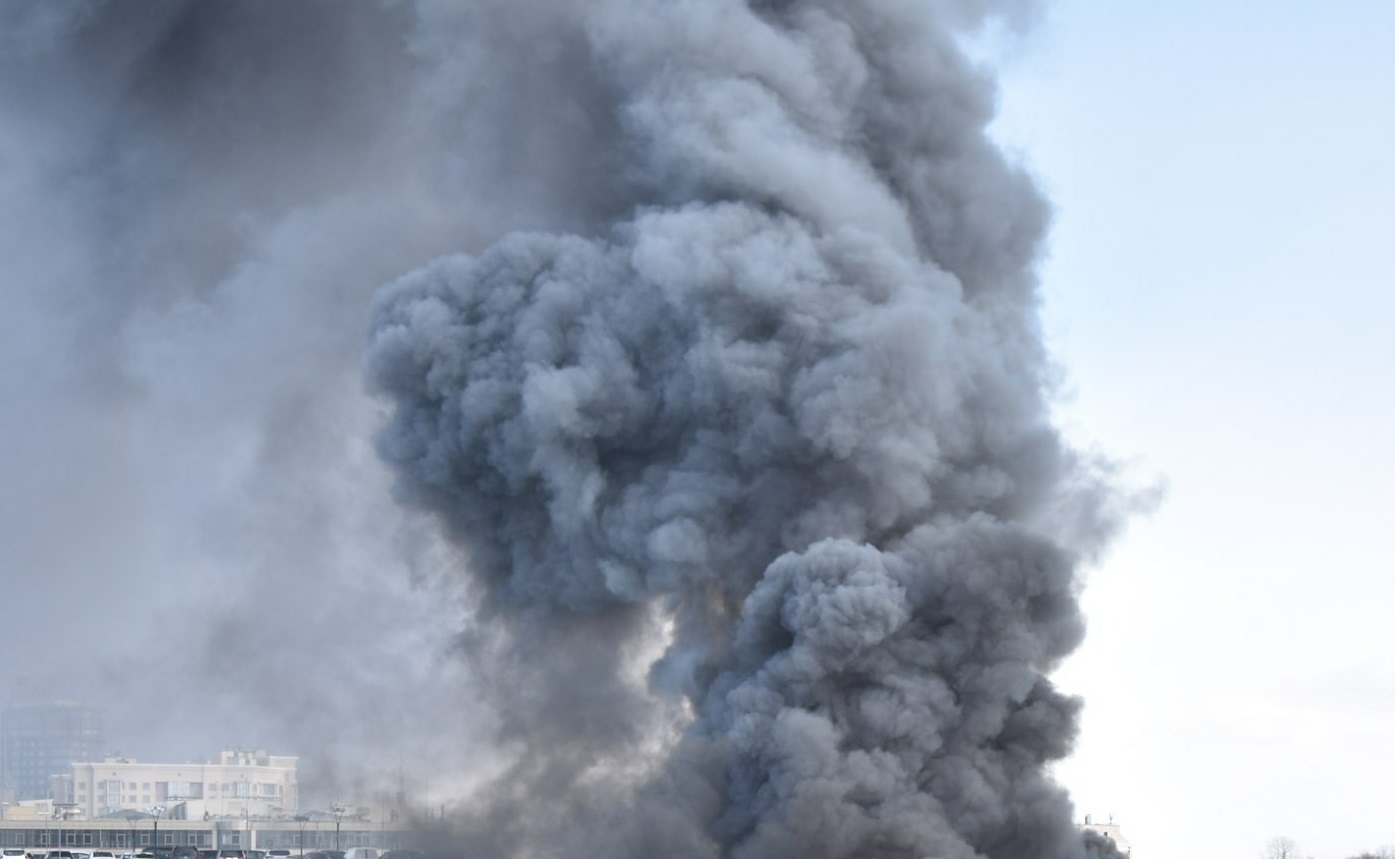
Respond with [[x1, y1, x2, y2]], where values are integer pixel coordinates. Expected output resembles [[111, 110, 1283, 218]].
[[1081, 814, 1132, 857]]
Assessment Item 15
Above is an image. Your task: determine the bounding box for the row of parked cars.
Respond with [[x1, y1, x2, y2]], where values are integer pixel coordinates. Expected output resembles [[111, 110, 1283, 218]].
[[2, 851, 266, 859], [1, 849, 422, 859]]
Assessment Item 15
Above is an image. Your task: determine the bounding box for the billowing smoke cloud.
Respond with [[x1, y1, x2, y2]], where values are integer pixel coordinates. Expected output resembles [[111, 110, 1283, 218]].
[[1, 0, 1128, 851], [365, 1, 1129, 857]]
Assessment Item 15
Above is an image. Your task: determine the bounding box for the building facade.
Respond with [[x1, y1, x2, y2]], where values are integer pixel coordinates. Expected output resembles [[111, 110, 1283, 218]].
[[0, 816, 413, 853], [1081, 816, 1132, 857], [66, 750, 298, 821], [0, 703, 104, 801]]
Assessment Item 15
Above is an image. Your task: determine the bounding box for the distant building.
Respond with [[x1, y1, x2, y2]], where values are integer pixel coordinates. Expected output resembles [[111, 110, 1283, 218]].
[[0, 809, 412, 853], [68, 749, 297, 820], [1081, 814, 1132, 856], [0, 702, 105, 801]]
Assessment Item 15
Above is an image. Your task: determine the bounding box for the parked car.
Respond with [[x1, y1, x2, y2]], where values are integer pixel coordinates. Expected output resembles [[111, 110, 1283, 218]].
[[343, 850, 379, 859]]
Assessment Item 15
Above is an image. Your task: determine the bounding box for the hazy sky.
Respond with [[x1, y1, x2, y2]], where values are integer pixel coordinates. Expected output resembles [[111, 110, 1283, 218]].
[[992, 2, 1395, 858]]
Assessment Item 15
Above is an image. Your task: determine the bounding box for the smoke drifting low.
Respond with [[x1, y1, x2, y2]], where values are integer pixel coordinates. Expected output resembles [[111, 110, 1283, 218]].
[[0, 0, 498, 787], [2, 0, 1127, 854]]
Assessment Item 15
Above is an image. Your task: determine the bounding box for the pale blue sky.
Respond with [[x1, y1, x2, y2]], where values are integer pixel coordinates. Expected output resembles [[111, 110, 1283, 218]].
[[993, 2, 1395, 858]]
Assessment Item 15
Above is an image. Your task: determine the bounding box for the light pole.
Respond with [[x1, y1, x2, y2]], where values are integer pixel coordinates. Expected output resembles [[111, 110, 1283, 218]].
[[332, 806, 346, 853], [54, 803, 78, 849], [146, 805, 165, 848]]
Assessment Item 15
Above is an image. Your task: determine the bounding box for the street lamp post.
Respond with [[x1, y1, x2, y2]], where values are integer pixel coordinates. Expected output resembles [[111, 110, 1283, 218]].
[[54, 803, 78, 849], [146, 805, 166, 848], [332, 806, 346, 853]]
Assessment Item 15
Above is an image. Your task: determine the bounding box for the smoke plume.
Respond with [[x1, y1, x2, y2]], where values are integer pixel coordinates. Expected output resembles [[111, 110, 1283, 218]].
[[0, 0, 1127, 853], [366, 1, 1127, 857]]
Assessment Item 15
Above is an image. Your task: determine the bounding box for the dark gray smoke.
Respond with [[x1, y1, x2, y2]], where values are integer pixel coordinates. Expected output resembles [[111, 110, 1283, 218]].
[[366, 1, 1129, 858], [1, 0, 1128, 851]]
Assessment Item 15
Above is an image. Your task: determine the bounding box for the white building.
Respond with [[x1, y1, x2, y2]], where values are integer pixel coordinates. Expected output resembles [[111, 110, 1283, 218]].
[[66, 750, 297, 821], [1081, 815, 1132, 856]]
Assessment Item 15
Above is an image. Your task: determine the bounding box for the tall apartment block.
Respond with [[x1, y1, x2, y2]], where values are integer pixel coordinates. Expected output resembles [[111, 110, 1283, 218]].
[[1, 702, 105, 801]]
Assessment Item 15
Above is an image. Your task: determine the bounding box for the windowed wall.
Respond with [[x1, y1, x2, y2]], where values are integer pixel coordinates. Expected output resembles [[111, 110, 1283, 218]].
[[0, 824, 414, 851]]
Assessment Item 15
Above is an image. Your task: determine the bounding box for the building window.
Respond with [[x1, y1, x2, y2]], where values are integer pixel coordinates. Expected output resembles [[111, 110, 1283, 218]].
[[99, 780, 122, 809]]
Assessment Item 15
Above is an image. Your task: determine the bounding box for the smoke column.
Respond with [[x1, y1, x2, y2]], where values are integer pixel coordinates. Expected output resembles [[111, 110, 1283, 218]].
[[0, 0, 1128, 852], [367, 1, 1129, 857]]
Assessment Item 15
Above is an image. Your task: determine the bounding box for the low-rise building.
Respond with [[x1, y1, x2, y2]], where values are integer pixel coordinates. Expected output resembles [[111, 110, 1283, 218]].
[[67, 750, 297, 821], [0, 813, 414, 853], [0, 800, 56, 821]]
